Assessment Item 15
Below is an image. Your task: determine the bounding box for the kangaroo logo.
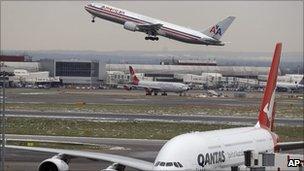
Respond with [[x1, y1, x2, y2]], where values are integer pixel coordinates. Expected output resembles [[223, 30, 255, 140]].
[[210, 25, 222, 36], [263, 103, 271, 118]]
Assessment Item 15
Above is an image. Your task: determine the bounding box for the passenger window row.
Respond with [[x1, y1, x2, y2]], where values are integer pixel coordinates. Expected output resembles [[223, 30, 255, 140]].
[[154, 161, 183, 168]]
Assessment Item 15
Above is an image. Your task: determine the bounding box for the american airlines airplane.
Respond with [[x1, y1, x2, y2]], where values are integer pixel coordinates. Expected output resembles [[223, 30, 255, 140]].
[[84, 3, 235, 46], [124, 66, 190, 96], [7, 43, 303, 171]]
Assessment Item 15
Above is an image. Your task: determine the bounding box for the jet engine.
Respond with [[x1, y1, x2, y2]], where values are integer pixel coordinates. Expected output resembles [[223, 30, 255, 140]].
[[123, 21, 138, 32], [38, 157, 69, 171]]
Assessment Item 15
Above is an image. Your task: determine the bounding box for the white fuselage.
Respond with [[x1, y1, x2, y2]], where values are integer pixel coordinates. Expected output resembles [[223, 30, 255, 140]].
[[138, 80, 189, 93], [277, 82, 304, 90], [153, 127, 276, 170], [84, 3, 221, 45], [260, 81, 304, 90]]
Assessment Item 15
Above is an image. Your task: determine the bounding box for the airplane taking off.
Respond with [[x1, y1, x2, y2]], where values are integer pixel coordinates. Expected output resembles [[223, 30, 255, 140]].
[[84, 3, 235, 46], [124, 66, 190, 96], [7, 43, 304, 171]]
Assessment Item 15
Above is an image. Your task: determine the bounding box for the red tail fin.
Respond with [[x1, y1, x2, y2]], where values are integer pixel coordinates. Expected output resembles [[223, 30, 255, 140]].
[[129, 66, 139, 85], [258, 43, 282, 130]]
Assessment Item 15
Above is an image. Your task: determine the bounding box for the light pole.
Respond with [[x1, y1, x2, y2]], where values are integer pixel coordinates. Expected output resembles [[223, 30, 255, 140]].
[[0, 69, 14, 171], [0, 71, 5, 171]]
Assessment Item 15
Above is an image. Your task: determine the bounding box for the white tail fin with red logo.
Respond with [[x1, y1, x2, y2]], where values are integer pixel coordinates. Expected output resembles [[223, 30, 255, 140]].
[[202, 16, 235, 40], [257, 43, 282, 131], [129, 66, 140, 85]]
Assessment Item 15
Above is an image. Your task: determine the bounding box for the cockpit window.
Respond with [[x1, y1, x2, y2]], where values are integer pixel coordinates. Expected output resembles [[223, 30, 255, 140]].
[[166, 162, 173, 166], [154, 161, 160, 166], [177, 162, 183, 167], [156, 161, 183, 167]]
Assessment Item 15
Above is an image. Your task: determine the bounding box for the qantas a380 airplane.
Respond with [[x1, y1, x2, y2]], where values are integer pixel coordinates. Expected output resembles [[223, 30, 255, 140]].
[[84, 3, 235, 46], [7, 43, 303, 170], [124, 66, 190, 96]]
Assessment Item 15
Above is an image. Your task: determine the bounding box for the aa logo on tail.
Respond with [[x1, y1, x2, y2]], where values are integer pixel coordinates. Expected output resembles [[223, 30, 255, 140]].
[[210, 25, 222, 36]]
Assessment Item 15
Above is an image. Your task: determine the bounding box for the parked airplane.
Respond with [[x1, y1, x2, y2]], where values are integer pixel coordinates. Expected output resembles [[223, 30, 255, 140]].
[[276, 81, 304, 91], [84, 3, 235, 46], [259, 79, 304, 92], [124, 66, 190, 96], [7, 43, 303, 171]]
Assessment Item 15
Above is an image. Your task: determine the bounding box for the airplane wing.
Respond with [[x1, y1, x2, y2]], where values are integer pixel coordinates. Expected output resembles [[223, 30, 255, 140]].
[[136, 24, 163, 34], [7, 145, 154, 170], [276, 141, 304, 151]]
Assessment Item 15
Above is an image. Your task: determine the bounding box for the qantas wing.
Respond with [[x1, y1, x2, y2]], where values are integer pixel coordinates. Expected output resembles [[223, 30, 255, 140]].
[[7, 145, 154, 170], [276, 141, 304, 151]]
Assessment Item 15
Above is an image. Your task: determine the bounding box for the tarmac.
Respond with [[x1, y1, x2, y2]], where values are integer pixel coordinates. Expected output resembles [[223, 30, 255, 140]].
[[6, 111, 303, 126], [7, 89, 303, 107]]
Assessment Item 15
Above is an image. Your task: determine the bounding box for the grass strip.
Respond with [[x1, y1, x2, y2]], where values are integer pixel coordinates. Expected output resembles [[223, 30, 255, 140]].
[[6, 117, 303, 142]]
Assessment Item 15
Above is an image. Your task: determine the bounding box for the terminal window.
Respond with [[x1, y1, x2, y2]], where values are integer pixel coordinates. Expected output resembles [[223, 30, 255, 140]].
[[56, 62, 91, 77]]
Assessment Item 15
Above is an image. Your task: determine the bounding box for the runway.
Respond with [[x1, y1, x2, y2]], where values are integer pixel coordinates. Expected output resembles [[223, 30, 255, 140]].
[[6, 110, 303, 126], [7, 89, 303, 107]]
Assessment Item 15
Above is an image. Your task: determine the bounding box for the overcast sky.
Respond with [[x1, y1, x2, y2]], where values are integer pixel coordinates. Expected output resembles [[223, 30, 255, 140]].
[[1, 1, 303, 53]]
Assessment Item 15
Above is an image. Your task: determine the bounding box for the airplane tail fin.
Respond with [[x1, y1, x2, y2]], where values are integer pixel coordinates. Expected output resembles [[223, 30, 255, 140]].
[[257, 43, 282, 130], [202, 16, 235, 40], [129, 66, 139, 85]]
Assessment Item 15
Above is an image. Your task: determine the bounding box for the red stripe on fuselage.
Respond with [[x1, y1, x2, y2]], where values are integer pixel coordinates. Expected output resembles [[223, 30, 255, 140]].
[[85, 5, 202, 42]]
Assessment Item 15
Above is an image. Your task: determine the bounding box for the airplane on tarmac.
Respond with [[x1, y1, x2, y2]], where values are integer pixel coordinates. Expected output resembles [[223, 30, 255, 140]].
[[259, 79, 304, 92], [124, 66, 190, 96], [84, 3, 235, 46], [7, 43, 304, 171], [276, 81, 304, 91]]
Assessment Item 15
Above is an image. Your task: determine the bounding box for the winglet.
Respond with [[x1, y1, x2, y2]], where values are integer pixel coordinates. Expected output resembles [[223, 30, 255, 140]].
[[257, 43, 282, 130], [129, 66, 140, 85], [202, 16, 235, 40]]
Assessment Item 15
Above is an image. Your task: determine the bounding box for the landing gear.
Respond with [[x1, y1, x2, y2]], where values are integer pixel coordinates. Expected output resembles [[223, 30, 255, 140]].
[[161, 92, 167, 96], [91, 16, 95, 23], [145, 36, 159, 41], [154, 92, 158, 96]]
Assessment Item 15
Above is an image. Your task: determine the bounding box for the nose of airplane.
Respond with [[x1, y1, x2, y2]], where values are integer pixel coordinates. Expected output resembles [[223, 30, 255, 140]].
[[84, 4, 90, 11], [84, 3, 94, 12]]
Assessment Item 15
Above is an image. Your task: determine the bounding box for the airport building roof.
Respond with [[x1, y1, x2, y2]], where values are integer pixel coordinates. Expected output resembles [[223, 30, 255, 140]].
[[2, 62, 40, 72], [106, 64, 271, 78]]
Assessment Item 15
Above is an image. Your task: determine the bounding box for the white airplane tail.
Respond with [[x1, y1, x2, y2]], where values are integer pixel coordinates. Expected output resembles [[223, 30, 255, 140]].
[[202, 16, 235, 40]]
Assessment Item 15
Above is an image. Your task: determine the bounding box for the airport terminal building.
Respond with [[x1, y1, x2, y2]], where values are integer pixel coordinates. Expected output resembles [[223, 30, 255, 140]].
[[4, 55, 302, 90], [39, 59, 106, 86]]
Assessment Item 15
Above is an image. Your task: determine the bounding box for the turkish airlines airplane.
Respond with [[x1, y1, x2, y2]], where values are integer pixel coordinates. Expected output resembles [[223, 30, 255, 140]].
[[7, 43, 303, 171], [84, 3, 235, 46], [124, 66, 190, 96]]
